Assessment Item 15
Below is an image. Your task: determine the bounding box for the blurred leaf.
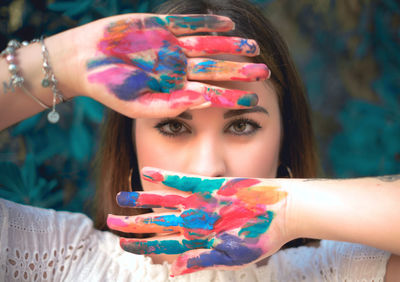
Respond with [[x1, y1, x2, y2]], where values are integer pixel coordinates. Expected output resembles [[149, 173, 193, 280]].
[[48, 0, 93, 17], [74, 96, 104, 123], [0, 162, 25, 201], [136, 1, 149, 13], [70, 123, 91, 162], [11, 113, 42, 136], [48, 1, 78, 12]]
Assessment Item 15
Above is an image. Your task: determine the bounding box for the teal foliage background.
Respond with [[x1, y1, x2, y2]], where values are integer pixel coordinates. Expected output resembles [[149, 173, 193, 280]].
[[0, 0, 399, 216]]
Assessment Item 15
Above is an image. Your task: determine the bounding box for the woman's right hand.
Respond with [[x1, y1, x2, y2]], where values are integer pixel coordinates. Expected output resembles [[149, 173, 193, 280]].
[[55, 14, 270, 118]]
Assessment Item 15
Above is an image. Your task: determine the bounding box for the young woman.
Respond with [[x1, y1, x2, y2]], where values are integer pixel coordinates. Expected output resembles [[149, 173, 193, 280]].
[[0, 0, 399, 281]]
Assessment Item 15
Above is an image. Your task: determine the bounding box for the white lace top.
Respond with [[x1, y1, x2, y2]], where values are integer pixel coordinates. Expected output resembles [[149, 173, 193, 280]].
[[0, 198, 390, 281]]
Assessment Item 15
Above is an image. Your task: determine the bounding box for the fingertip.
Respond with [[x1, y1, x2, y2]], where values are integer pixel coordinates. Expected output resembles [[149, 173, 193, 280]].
[[142, 167, 165, 183], [237, 93, 258, 107], [107, 214, 128, 230], [116, 191, 139, 207]]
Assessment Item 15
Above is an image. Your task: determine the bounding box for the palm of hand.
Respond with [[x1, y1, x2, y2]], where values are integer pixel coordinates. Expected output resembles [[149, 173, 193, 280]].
[[87, 17, 187, 102], [108, 169, 288, 276], [82, 14, 269, 117]]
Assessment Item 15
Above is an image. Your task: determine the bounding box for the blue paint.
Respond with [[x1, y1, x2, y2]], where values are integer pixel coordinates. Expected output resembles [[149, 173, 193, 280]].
[[181, 209, 219, 230], [158, 74, 183, 92], [145, 209, 219, 230], [187, 233, 262, 268], [111, 71, 150, 101], [236, 39, 257, 54], [192, 60, 217, 73], [162, 175, 225, 196], [147, 214, 181, 227], [237, 94, 258, 107], [131, 57, 155, 72], [146, 76, 162, 92], [116, 191, 139, 207], [238, 211, 274, 238], [156, 45, 186, 74], [145, 17, 166, 28], [121, 238, 213, 255], [87, 57, 125, 69]]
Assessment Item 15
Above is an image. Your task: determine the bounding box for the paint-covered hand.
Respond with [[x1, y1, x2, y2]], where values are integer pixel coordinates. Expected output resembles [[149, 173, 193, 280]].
[[107, 168, 290, 276], [77, 14, 270, 118]]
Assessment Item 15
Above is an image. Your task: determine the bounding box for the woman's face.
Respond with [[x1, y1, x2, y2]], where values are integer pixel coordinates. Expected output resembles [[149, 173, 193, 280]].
[[134, 78, 282, 193]]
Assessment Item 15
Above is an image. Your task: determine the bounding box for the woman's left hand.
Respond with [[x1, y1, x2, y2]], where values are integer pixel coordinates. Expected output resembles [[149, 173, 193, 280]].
[[107, 167, 292, 276]]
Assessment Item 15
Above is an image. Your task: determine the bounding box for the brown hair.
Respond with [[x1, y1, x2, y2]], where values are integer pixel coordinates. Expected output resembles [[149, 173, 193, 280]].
[[94, 0, 318, 246]]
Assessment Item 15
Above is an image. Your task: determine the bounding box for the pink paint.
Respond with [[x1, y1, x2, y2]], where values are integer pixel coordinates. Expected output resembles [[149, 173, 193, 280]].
[[137, 90, 202, 109], [180, 36, 259, 56], [107, 215, 129, 229], [99, 24, 173, 56], [218, 179, 261, 196], [88, 67, 131, 85], [142, 169, 165, 182], [239, 64, 271, 80]]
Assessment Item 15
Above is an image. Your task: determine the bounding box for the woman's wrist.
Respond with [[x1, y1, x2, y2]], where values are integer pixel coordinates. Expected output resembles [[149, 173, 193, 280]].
[[285, 176, 400, 254], [44, 30, 80, 100]]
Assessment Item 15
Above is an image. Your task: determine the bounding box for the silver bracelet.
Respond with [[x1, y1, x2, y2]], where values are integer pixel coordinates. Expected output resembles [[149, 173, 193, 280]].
[[40, 36, 66, 123], [1, 39, 50, 110]]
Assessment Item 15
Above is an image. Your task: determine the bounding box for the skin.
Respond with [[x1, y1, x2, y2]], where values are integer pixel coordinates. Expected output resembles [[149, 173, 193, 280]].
[[0, 14, 270, 129], [133, 76, 281, 182], [107, 69, 284, 274], [85, 15, 270, 116]]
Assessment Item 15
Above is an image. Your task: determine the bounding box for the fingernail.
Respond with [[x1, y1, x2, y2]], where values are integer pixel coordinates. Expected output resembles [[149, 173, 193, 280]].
[[117, 191, 139, 207], [237, 93, 258, 107]]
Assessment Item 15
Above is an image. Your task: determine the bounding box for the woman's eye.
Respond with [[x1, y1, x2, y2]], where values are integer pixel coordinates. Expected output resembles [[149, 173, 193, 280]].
[[155, 120, 190, 136], [227, 119, 261, 136]]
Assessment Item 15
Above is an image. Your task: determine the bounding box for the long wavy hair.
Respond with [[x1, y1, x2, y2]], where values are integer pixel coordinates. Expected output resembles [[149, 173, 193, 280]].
[[94, 0, 318, 247]]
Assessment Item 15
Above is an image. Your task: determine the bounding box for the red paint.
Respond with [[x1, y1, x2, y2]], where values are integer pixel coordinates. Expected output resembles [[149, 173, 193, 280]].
[[180, 36, 259, 55], [143, 170, 164, 183], [218, 178, 261, 196]]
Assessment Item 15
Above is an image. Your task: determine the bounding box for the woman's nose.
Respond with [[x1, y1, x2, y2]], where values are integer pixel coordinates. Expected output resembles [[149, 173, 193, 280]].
[[185, 134, 226, 178]]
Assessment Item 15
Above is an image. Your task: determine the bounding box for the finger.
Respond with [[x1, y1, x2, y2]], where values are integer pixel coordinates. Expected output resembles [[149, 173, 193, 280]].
[[107, 212, 181, 234], [171, 233, 262, 276], [182, 81, 259, 108], [187, 58, 270, 81], [116, 191, 190, 209], [135, 81, 259, 117], [179, 36, 260, 56], [119, 234, 213, 255], [161, 15, 234, 35], [142, 167, 227, 194], [116, 191, 206, 210], [108, 209, 220, 234]]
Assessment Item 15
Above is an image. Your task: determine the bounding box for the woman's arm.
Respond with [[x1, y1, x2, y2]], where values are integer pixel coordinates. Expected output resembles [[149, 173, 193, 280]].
[[287, 175, 400, 282], [1, 14, 268, 130], [107, 168, 400, 276], [288, 175, 400, 255], [0, 31, 76, 129]]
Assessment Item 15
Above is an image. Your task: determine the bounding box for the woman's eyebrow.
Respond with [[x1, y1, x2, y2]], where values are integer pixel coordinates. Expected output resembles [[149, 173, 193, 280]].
[[177, 111, 193, 120], [223, 106, 269, 119]]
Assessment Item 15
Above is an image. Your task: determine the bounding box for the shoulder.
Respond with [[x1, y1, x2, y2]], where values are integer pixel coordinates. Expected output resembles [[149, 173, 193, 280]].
[[0, 198, 99, 280], [0, 198, 172, 281]]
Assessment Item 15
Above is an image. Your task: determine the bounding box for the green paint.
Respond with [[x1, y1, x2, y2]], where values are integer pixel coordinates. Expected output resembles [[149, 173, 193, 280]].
[[122, 238, 214, 255], [163, 175, 225, 196], [238, 211, 274, 238], [237, 94, 258, 107]]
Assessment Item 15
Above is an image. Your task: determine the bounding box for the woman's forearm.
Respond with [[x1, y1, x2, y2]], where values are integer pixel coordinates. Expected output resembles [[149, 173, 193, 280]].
[[286, 175, 400, 255]]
